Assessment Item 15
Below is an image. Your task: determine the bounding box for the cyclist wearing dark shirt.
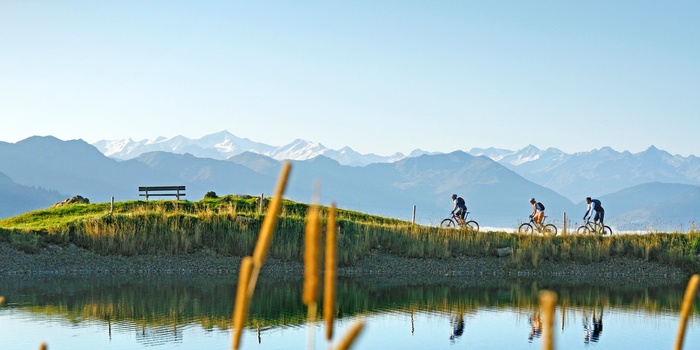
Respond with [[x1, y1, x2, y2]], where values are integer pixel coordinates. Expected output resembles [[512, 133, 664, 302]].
[[584, 197, 605, 232], [451, 194, 467, 223]]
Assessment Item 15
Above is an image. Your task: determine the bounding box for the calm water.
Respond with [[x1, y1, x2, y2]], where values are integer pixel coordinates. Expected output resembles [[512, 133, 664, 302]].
[[0, 275, 699, 349]]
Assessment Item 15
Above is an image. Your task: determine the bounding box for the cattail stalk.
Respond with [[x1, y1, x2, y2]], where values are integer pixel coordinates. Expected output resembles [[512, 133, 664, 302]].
[[324, 203, 337, 341], [232, 162, 291, 350], [334, 321, 365, 350], [539, 290, 557, 350], [232, 257, 254, 350], [252, 161, 291, 266], [674, 274, 700, 350], [304, 201, 321, 350], [247, 162, 292, 297], [303, 204, 321, 306]]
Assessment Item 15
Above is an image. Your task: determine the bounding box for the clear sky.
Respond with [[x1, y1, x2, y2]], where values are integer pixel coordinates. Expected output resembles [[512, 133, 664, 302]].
[[1, 1, 698, 156]]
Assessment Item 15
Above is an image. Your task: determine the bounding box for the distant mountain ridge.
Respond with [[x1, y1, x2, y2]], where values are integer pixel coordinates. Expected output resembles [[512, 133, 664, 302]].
[[94, 131, 700, 201], [93, 130, 428, 167], [2, 134, 699, 231]]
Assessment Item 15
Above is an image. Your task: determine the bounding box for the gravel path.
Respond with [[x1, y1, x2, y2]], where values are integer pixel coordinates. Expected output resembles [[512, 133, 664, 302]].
[[0, 243, 688, 286]]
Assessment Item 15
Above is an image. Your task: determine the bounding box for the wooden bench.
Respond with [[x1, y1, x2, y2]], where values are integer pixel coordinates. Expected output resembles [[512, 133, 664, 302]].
[[139, 186, 186, 200]]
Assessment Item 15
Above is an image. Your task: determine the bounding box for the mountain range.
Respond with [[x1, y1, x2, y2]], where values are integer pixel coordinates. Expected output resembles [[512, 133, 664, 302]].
[[1, 132, 699, 231]]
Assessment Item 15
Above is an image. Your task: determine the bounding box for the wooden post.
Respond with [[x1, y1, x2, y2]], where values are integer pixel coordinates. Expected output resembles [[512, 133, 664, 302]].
[[562, 212, 567, 236], [259, 193, 264, 214], [110, 197, 114, 214], [412, 205, 416, 225]]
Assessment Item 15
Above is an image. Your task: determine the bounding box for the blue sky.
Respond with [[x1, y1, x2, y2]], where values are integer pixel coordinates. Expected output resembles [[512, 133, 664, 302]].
[[1, 1, 698, 156]]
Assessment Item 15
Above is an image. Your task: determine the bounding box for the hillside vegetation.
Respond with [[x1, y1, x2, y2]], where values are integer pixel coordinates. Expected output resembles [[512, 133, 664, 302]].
[[1, 196, 699, 274]]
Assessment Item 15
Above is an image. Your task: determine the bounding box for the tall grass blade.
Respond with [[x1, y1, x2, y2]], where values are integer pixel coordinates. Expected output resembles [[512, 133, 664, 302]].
[[325, 203, 337, 341], [674, 274, 700, 350], [232, 256, 254, 350], [539, 290, 557, 350], [334, 321, 365, 350]]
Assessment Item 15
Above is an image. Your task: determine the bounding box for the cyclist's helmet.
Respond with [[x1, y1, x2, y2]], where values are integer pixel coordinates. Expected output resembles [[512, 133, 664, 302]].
[[586, 197, 592, 202], [529, 197, 536, 203], [451, 194, 457, 199]]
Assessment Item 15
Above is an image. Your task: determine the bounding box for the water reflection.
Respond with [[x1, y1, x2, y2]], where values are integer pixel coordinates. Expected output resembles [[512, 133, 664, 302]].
[[582, 307, 604, 344], [528, 312, 542, 342], [0, 275, 698, 349]]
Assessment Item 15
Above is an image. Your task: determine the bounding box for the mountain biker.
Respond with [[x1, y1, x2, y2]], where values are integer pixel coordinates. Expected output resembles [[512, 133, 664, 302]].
[[529, 198, 545, 225], [583, 197, 605, 232], [451, 194, 467, 224]]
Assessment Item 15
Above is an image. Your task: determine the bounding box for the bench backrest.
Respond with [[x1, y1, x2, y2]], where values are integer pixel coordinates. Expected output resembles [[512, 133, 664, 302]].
[[139, 186, 186, 191], [139, 186, 186, 200]]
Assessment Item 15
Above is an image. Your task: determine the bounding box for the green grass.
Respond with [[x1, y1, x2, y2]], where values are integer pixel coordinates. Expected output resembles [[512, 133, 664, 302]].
[[1, 195, 699, 273]]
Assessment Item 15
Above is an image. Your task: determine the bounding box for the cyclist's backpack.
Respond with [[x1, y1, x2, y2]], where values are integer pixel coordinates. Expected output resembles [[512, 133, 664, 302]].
[[456, 197, 466, 208], [592, 199, 603, 211], [537, 202, 545, 211]]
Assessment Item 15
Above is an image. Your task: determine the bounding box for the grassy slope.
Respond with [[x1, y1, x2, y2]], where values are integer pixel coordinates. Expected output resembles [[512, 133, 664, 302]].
[[1, 195, 699, 274]]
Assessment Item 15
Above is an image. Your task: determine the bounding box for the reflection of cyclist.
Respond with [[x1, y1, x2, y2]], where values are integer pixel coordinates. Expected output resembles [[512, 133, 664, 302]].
[[528, 313, 542, 342], [583, 197, 605, 232], [591, 309, 603, 342], [450, 313, 465, 341], [451, 194, 467, 223], [529, 198, 545, 225], [583, 309, 603, 344]]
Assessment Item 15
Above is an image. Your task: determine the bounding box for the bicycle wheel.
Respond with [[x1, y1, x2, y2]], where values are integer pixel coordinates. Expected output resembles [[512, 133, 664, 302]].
[[518, 223, 534, 234], [440, 218, 456, 229], [542, 224, 558, 236], [576, 225, 590, 235], [463, 220, 479, 233], [602, 225, 613, 236]]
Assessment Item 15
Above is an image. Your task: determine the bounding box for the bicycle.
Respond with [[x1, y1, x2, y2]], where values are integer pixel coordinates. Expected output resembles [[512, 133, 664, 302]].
[[440, 212, 479, 232], [576, 220, 612, 235], [518, 215, 558, 236]]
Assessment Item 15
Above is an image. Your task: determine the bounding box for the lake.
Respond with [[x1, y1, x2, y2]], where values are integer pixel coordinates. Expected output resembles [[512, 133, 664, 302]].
[[0, 275, 698, 349]]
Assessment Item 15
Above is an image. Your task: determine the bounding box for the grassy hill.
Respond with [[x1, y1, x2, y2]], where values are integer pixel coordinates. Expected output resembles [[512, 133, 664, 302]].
[[1, 195, 700, 274]]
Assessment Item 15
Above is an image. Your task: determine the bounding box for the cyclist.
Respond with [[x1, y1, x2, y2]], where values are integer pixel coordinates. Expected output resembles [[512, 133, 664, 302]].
[[583, 197, 605, 233], [529, 198, 545, 225], [451, 194, 467, 224]]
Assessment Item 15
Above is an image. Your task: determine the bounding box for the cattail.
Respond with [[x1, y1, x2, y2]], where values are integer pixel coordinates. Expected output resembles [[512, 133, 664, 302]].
[[324, 203, 337, 341], [0, 295, 5, 306], [39, 343, 47, 350], [232, 257, 254, 350], [674, 274, 700, 350], [539, 290, 557, 350], [303, 204, 321, 306], [334, 321, 365, 350], [252, 162, 291, 266]]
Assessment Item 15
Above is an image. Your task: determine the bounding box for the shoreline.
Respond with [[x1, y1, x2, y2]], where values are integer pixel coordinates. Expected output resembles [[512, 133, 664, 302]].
[[0, 242, 689, 286]]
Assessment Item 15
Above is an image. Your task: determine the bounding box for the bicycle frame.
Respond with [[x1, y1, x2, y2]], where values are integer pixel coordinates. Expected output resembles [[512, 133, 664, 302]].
[[440, 212, 479, 232], [577, 220, 612, 235], [518, 216, 557, 236]]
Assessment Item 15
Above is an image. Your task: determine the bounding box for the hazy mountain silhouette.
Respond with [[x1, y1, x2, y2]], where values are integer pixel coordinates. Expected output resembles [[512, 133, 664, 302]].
[[0, 171, 67, 217], [2, 135, 699, 230]]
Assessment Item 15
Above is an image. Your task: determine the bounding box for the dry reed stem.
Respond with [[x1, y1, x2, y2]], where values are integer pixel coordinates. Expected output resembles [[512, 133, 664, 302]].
[[0, 295, 4, 306], [334, 321, 365, 350], [252, 161, 291, 266], [246, 162, 292, 303], [303, 204, 321, 305], [324, 203, 337, 341], [39, 343, 47, 350], [674, 274, 700, 350], [232, 256, 254, 350], [539, 290, 557, 350]]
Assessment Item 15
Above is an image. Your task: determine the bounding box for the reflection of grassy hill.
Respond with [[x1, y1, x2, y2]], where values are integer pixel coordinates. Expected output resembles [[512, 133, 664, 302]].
[[0, 196, 699, 273], [0, 276, 696, 330]]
